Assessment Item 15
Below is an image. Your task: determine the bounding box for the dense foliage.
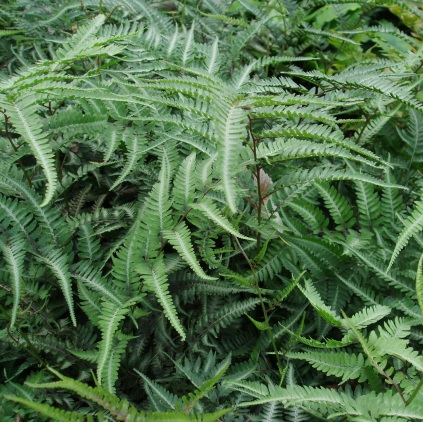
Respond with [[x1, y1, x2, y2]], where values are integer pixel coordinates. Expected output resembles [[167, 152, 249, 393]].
[[0, 0, 423, 420]]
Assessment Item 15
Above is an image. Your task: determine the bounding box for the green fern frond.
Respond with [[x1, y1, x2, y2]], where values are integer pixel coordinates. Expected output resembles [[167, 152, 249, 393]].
[[342, 312, 388, 378], [77, 223, 101, 261], [109, 128, 147, 191], [4, 395, 88, 422], [252, 103, 337, 126], [347, 305, 391, 329], [228, 19, 269, 65], [173, 152, 197, 213], [380, 167, 403, 224], [38, 248, 76, 327], [2, 101, 56, 207], [163, 222, 216, 281], [223, 379, 269, 397], [276, 167, 405, 191], [417, 253, 423, 317], [135, 370, 179, 410], [182, 353, 231, 413], [102, 334, 133, 394], [342, 244, 414, 295], [397, 110, 423, 164], [257, 138, 383, 168], [139, 254, 186, 340], [196, 297, 261, 338], [389, 199, 423, 270], [191, 198, 254, 240], [214, 98, 248, 213], [354, 177, 382, 228], [0, 194, 35, 238], [52, 14, 123, 69], [303, 26, 358, 45], [0, 167, 69, 245], [287, 199, 329, 234], [72, 261, 125, 306], [314, 182, 355, 229], [336, 274, 380, 306], [0, 235, 26, 328], [138, 152, 174, 259], [96, 296, 140, 388], [297, 279, 343, 326], [287, 350, 366, 383]]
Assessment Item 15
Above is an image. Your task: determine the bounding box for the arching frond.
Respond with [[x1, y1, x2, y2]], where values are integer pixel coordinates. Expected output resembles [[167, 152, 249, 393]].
[[163, 222, 216, 281], [389, 199, 423, 270], [139, 255, 186, 340], [0, 235, 26, 328]]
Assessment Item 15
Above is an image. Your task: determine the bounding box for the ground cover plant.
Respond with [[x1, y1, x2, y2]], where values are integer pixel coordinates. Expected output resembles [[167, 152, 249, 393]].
[[0, 0, 423, 420]]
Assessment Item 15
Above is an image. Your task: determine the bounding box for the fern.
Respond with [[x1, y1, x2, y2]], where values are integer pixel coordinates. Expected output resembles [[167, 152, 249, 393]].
[[0, 235, 26, 328], [139, 254, 186, 340], [38, 248, 76, 327], [288, 350, 366, 383], [2, 1, 423, 420], [389, 199, 423, 270], [163, 222, 216, 281]]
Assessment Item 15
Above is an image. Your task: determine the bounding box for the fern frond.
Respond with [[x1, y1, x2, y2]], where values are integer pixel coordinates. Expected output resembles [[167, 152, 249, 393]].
[[139, 254, 186, 340], [38, 248, 76, 326], [397, 110, 423, 164], [342, 244, 414, 295], [417, 253, 423, 317], [297, 279, 343, 326], [96, 296, 140, 388], [163, 222, 216, 281], [196, 297, 261, 337], [2, 101, 56, 206], [380, 167, 403, 224], [173, 152, 197, 213], [214, 98, 248, 213], [138, 151, 174, 259], [287, 199, 328, 234], [0, 235, 26, 328], [276, 167, 405, 191], [109, 128, 147, 191], [389, 199, 423, 270], [52, 14, 124, 69], [287, 350, 366, 383], [77, 223, 101, 261], [102, 334, 132, 394], [354, 177, 382, 228], [191, 198, 254, 240], [182, 353, 230, 413], [0, 194, 35, 238], [72, 261, 125, 306], [135, 370, 179, 410], [257, 138, 382, 168], [4, 395, 88, 422], [347, 305, 391, 329], [0, 167, 69, 245], [314, 182, 355, 229]]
